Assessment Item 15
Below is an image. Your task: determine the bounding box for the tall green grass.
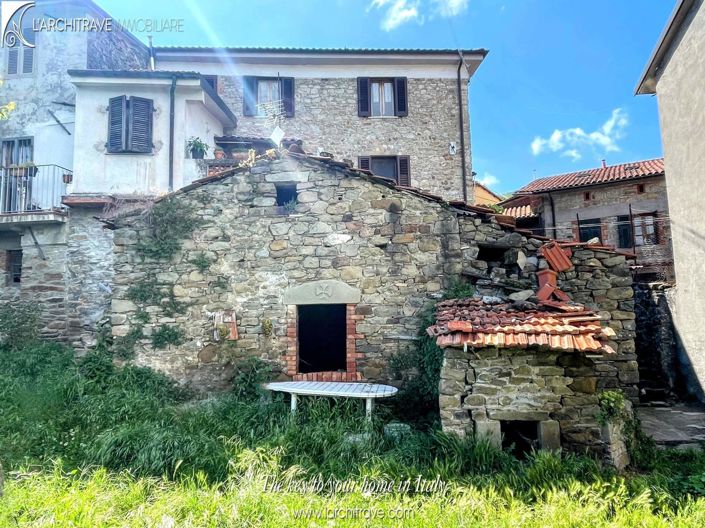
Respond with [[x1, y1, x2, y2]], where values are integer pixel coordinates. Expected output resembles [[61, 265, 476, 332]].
[[4, 340, 705, 526]]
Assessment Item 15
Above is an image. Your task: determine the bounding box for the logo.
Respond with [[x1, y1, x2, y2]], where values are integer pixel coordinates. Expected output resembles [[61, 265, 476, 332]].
[[1, 1, 34, 48]]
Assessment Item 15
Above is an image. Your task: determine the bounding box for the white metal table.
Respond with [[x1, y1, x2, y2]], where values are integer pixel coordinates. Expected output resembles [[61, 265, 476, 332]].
[[264, 381, 398, 420]]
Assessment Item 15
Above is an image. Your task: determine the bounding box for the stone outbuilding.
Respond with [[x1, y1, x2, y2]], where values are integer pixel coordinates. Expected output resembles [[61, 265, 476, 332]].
[[104, 151, 638, 398], [429, 296, 630, 464]]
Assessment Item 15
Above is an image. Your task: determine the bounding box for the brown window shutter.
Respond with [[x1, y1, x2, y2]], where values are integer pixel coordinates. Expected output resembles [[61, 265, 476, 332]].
[[107, 95, 127, 153], [394, 77, 408, 117], [127, 96, 154, 153], [397, 156, 411, 186], [357, 77, 371, 117], [281, 77, 295, 117], [242, 76, 258, 116], [358, 156, 371, 171]]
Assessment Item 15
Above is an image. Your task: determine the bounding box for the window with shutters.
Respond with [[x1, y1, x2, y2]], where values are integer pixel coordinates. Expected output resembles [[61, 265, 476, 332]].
[[106, 96, 154, 154], [357, 77, 408, 117], [358, 155, 411, 186], [6, 20, 35, 76], [242, 76, 295, 118]]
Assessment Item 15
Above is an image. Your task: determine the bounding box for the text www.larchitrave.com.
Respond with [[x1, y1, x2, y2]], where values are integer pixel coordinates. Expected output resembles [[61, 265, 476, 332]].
[[292, 507, 415, 520]]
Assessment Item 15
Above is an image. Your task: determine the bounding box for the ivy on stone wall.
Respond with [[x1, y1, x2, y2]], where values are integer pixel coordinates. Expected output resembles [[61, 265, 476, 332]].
[[136, 198, 202, 261]]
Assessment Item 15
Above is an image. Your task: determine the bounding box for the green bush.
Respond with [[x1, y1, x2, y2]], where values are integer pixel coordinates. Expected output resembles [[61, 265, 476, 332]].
[[0, 301, 39, 349], [151, 325, 185, 349]]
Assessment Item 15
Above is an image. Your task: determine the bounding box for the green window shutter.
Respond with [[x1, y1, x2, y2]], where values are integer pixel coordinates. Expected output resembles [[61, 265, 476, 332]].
[[127, 96, 153, 153], [107, 96, 127, 153]]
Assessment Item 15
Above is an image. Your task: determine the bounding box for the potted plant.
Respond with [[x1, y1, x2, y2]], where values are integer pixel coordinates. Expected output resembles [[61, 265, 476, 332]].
[[62, 172, 73, 184], [187, 137, 209, 159], [214, 147, 225, 160]]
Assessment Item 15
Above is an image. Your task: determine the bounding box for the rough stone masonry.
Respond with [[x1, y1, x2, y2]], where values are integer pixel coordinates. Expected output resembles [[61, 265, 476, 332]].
[[105, 153, 638, 397]]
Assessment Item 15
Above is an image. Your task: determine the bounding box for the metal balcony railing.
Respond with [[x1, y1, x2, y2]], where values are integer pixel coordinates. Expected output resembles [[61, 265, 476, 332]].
[[0, 164, 70, 215]]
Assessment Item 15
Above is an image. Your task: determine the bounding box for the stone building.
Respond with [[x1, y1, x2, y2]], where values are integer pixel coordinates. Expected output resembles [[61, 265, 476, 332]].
[[501, 159, 673, 281], [636, 0, 705, 401], [0, 0, 149, 342], [104, 151, 638, 399], [430, 240, 637, 465], [152, 46, 486, 202]]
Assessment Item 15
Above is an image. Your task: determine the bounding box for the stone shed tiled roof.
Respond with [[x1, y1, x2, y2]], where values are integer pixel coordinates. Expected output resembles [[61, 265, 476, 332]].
[[427, 297, 616, 354], [514, 158, 665, 194]]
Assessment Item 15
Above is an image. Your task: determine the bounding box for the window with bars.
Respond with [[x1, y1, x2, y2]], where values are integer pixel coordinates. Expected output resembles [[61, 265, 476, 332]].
[[616, 215, 633, 248], [634, 213, 659, 246], [578, 218, 602, 242], [1, 137, 33, 165], [7, 250, 22, 285], [106, 96, 154, 154]]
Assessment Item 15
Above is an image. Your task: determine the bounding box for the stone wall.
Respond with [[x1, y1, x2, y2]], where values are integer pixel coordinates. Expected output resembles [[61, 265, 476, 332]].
[[65, 208, 115, 350], [544, 176, 673, 280], [86, 27, 150, 71], [440, 347, 622, 459], [217, 77, 472, 202], [106, 156, 639, 395], [110, 157, 464, 390]]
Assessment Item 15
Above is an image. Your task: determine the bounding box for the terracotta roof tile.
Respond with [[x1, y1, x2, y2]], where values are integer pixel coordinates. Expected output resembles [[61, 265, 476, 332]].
[[428, 297, 615, 355], [515, 158, 664, 194], [503, 204, 538, 219]]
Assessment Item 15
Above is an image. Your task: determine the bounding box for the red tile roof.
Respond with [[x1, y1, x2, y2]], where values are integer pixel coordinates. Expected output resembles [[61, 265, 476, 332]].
[[503, 204, 538, 219], [515, 158, 664, 194], [427, 297, 616, 354]]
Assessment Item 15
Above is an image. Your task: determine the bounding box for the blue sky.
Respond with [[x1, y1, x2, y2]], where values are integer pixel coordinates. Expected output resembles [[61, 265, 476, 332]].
[[97, 0, 673, 194]]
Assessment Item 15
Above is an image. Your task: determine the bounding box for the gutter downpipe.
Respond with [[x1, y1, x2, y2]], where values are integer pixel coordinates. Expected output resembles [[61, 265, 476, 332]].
[[457, 56, 469, 203], [169, 76, 176, 192]]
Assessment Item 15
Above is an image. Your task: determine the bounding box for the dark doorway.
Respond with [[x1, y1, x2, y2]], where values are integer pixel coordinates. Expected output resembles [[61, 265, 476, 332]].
[[297, 304, 347, 374], [501, 420, 539, 458]]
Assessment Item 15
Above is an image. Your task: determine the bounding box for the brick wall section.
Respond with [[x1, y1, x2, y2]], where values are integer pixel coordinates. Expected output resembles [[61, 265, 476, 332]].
[[218, 77, 472, 202]]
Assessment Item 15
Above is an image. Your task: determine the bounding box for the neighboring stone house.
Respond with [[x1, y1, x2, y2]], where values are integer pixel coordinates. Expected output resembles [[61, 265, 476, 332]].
[[636, 0, 705, 402], [0, 0, 149, 342], [501, 159, 673, 281], [151, 46, 486, 202], [104, 152, 638, 403]]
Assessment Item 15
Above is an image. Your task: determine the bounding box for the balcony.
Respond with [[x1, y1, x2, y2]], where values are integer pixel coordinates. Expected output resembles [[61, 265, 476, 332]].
[[0, 165, 70, 228]]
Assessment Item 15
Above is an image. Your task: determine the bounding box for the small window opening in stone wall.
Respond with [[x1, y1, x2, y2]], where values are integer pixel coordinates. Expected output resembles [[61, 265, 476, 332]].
[[501, 420, 539, 458], [297, 304, 347, 373], [275, 183, 298, 209], [7, 249, 21, 285], [477, 245, 508, 265], [637, 183, 645, 194]]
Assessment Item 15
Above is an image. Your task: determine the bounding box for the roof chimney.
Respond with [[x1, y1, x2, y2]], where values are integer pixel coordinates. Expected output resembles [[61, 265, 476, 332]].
[[601, 159, 606, 168]]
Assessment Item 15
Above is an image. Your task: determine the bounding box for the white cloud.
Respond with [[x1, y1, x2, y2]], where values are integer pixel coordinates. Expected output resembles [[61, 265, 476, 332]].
[[368, 0, 466, 31], [432, 0, 469, 17], [530, 108, 629, 160], [369, 0, 420, 31], [561, 149, 581, 162], [477, 172, 499, 188]]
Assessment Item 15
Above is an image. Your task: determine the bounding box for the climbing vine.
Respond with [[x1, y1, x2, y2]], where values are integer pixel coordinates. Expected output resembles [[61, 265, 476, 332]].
[[136, 198, 203, 261]]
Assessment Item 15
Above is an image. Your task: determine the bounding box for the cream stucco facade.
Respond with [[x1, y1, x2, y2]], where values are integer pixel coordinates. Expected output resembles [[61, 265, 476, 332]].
[[638, 0, 705, 399]]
